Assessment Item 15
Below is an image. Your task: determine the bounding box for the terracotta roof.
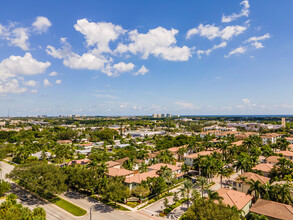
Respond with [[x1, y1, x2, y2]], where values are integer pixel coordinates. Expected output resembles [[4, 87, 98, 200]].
[[288, 144, 293, 151], [237, 172, 270, 184], [125, 170, 158, 184], [261, 133, 281, 138], [107, 167, 134, 177], [277, 151, 293, 157], [217, 188, 253, 210], [184, 150, 219, 159], [106, 161, 120, 168], [266, 156, 281, 164], [232, 140, 243, 146], [147, 152, 158, 158], [57, 140, 72, 144], [79, 143, 93, 147], [147, 163, 181, 172], [168, 145, 187, 154], [285, 137, 293, 141], [62, 159, 90, 166], [252, 163, 274, 173], [250, 199, 293, 220], [114, 157, 143, 165]]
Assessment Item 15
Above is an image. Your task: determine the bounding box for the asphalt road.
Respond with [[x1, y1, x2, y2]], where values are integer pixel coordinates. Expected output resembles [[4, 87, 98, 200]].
[[0, 161, 77, 220], [0, 161, 155, 220]]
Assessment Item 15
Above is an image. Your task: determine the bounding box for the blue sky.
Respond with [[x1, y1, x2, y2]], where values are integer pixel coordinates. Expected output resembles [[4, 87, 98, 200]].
[[1, 0, 293, 116]]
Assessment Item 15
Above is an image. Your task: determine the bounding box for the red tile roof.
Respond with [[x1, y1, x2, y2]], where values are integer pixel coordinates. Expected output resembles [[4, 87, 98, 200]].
[[217, 188, 253, 210], [237, 172, 270, 184], [250, 199, 293, 220]]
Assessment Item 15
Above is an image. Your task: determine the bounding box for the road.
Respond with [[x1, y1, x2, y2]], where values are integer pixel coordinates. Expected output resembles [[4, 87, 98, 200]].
[[0, 161, 155, 220], [0, 161, 75, 220]]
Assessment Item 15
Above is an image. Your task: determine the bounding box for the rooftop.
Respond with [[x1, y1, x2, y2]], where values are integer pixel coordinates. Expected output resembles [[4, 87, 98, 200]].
[[237, 172, 270, 184], [216, 188, 253, 210], [250, 199, 293, 220]]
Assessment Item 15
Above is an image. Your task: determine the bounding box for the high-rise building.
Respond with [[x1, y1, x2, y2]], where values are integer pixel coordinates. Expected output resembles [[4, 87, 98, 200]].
[[166, 113, 172, 117], [161, 114, 166, 117], [281, 117, 286, 127]]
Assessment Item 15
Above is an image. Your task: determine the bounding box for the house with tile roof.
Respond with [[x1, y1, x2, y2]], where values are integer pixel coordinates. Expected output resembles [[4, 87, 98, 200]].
[[125, 170, 159, 190], [266, 156, 281, 165], [217, 188, 253, 216], [234, 172, 270, 195], [252, 163, 274, 177], [249, 199, 293, 220], [277, 151, 293, 160], [106, 167, 134, 178], [184, 150, 220, 166]]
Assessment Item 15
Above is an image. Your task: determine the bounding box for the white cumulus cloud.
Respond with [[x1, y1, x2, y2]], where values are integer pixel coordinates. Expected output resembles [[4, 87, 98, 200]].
[[56, 79, 62, 84], [32, 16, 52, 33], [74, 19, 125, 54], [197, 42, 227, 58], [134, 65, 149, 76], [225, 46, 247, 57], [116, 27, 193, 61], [113, 62, 134, 72], [43, 78, 51, 87], [245, 33, 270, 49], [23, 80, 37, 87], [186, 24, 247, 40], [0, 79, 27, 94], [0, 52, 51, 80], [222, 0, 250, 23], [49, 71, 58, 76]]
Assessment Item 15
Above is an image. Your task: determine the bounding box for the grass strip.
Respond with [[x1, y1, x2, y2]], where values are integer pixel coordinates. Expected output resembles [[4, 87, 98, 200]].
[[50, 196, 87, 216]]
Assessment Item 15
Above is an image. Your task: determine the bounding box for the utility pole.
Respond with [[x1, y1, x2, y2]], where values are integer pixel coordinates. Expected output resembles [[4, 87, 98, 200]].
[[90, 206, 93, 220]]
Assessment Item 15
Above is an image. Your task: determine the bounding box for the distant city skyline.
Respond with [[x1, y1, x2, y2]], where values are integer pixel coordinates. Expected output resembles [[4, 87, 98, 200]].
[[1, 0, 293, 116]]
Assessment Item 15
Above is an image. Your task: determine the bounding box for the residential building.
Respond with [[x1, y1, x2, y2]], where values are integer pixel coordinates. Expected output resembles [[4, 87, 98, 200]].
[[285, 137, 293, 144], [216, 188, 253, 216], [57, 140, 72, 145], [266, 156, 281, 165], [234, 172, 270, 194], [184, 150, 219, 167], [281, 117, 286, 127], [260, 133, 281, 145], [107, 167, 134, 178], [147, 163, 182, 177], [252, 163, 274, 177], [125, 170, 158, 190], [250, 199, 293, 220], [277, 151, 293, 160]]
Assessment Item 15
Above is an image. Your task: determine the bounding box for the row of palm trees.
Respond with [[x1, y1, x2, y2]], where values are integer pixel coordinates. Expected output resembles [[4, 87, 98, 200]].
[[244, 179, 293, 204]]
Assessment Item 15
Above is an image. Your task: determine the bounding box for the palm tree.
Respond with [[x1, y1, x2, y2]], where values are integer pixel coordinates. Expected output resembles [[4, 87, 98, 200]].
[[97, 162, 109, 178], [196, 176, 209, 198], [275, 183, 293, 204], [181, 164, 190, 175], [218, 166, 233, 188], [207, 190, 223, 202], [246, 213, 268, 220], [180, 180, 194, 207], [247, 179, 262, 200], [162, 169, 173, 193], [259, 183, 272, 200], [177, 147, 187, 161], [139, 161, 148, 173]]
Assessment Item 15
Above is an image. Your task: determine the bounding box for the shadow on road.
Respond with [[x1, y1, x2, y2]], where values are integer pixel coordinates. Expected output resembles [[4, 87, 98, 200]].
[[93, 202, 114, 213], [64, 191, 87, 200], [10, 183, 47, 206]]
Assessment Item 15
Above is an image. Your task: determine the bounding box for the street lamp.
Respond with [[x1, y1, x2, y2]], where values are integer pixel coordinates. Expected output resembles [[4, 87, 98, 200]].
[[90, 206, 93, 220]]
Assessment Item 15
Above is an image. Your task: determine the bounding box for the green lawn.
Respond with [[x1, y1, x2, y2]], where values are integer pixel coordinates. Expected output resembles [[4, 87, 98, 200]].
[[126, 201, 140, 208], [51, 197, 87, 216]]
